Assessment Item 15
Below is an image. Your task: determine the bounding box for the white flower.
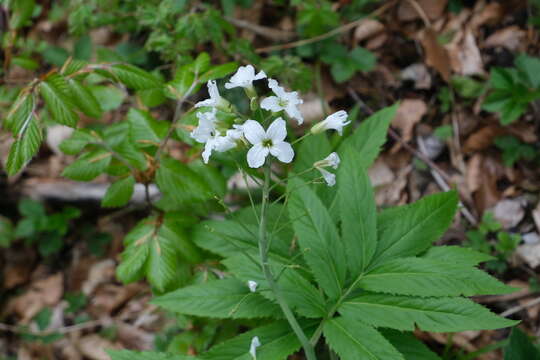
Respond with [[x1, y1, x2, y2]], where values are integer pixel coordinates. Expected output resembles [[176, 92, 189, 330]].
[[191, 109, 243, 163], [195, 80, 224, 108], [314, 152, 341, 187], [260, 79, 304, 125], [249, 336, 261, 359], [247, 280, 258, 293], [243, 118, 294, 168], [311, 110, 350, 135], [225, 65, 266, 89]]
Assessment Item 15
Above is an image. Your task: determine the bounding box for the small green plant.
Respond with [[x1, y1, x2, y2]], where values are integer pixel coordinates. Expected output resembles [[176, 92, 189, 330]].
[[504, 327, 540, 359], [465, 212, 521, 273], [494, 135, 538, 167], [483, 54, 540, 125]]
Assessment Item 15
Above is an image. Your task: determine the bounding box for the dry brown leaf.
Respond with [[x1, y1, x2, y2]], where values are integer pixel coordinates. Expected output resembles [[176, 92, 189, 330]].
[[397, 0, 449, 21], [484, 26, 526, 52], [117, 323, 154, 350], [493, 198, 525, 229], [354, 19, 384, 42], [82, 259, 116, 295], [463, 125, 505, 153], [89, 283, 144, 316], [420, 28, 451, 81], [77, 335, 121, 360], [391, 99, 427, 151], [517, 243, 540, 268], [469, 3, 503, 32], [365, 33, 388, 50], [401, 63, 432, 89], [446, 29, 484, 75], [471, 156, 503, 212]]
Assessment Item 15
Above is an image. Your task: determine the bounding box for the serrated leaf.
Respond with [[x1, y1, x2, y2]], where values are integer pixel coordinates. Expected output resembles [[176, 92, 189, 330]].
[[372, 191, 458, 266], [127, 108, 167, 147], [61, 149, 112, 181], [288, 177, 346, 299], [40, 74, 79, 127], [89, 85, 125, 111], [324, 317, 405, 360], [223, 254, 327, 318], [359, 257, 514, 297], [340, 104, 398, 168], [101, 176, 135, 208], [108, 350, 197, 360], [112, 139, 148, 170], [194, 52, 211, 74], [381, 330, 442, 360], [59, 128, 99, 155], [155, 157, 212, 205], [340, 293, 518, 332], [422, 246, 495, 266], [108, 64, 162, 90], [201, 321, 315, 360], [504, 327, 540, 360], [6, 120, 42, 175], [339, 147, 377, 276], [153, 278, 281, 319], [199, 62, 238, 83], [68, 79, 103, 118], [5, 91, 34, 134], [60, 58, 88, 76], [515, 54, 540, 88]]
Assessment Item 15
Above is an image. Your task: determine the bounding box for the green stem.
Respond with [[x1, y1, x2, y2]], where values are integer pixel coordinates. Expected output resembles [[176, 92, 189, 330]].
[[258, 165, 317, 360]]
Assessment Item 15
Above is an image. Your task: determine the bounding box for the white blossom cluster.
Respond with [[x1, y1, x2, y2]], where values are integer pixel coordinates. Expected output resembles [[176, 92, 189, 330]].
[[190, 65, 350, 185]]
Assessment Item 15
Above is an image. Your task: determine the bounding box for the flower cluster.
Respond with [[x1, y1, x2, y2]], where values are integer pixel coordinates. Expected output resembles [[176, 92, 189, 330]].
[[190, 65, 350, 173]]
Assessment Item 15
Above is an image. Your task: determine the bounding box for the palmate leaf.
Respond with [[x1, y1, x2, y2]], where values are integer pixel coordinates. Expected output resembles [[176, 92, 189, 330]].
[[381, 330, 442, 360], [371, 190, 458, 267], [39, 73, 79, 127], [323, 316, 405, 360], [108, 350, 197, 360], [223, 254, 327, 318], [6, 120, 42, 175], [358, 257, 514, 297], [339, 293, 518, 332], [101, 175, 135, 208], [201, 320, 316, 360], [152, 278, 282, 319], [338, 147, 377, 276]]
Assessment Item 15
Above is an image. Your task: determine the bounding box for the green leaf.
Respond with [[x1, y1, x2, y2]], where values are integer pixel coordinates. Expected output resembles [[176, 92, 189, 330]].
[[108, 64, 162, 90], [323, 317, 405, 360], [108, 350, 197, 360], [359, 257, 514, 297], [90, 85, 126, 111], [101, 176, 135, 208], [153, 278, 281, 319], [350, 46, 377, 72], [340, 293, 518, 332], [338, 147, 377, 276], [10, 0, 35, 29], [194, 52, 211, 74], [40, 74, 79, 127], [288, 178, 346, 299], [340, 104, 398, 168], [515, 54, 540, 88], [155, 157, 212, 205], [61, 149, 112, 181], [504, 327, 540, 360], [372, 191, 459, 266], [68, 79, 103, 118], [5, 91, 34, 134], [199, 62, 239, 83], [381, 330, 442, 360], [451, 75, 485, 99], [59, 128, 99, 155], [6, 120, 42, 175], [201, 320, 314, 360], [0, 216, 14, 248], [223, 254, 327, 318], [127, 108, 167, 147], [423, 246, 495, 266]]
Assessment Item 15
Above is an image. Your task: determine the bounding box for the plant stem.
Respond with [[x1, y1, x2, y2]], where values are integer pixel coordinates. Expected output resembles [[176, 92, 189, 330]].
[[258, 165, 317, 360]]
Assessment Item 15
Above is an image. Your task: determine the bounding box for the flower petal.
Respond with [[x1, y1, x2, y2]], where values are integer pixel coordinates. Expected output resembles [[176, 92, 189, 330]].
[[202, 139, 216, 164], [319, 168, 336, 186], [260, 96, 282, 113], [254, 70, 267, 80], [270, 141, 294, 163], [242, 120, 266, 145], [266, 117, 287, 142], [247, 143, 269, 168], [285, 103, 304, 125]]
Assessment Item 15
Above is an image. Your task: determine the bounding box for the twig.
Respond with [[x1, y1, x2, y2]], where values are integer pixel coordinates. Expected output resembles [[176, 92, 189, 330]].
[[500, 296, 540, 317], [255, 0, 397, 53], [224, 16, 295, 42], [0, 319, 105, 335], [406, 0, 431, 27]]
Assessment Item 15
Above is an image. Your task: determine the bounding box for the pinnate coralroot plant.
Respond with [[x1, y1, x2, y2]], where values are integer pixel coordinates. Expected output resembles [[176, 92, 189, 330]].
[[113, 65, 517, 360]]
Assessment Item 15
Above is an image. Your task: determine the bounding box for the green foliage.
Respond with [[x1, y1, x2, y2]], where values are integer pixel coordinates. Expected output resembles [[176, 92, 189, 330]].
[[483, 54, 540, 125], [504, 328, 540, 360], [494, 135, 538, 167], [320, 43, 376, 83], [102, 175, 136, 208]]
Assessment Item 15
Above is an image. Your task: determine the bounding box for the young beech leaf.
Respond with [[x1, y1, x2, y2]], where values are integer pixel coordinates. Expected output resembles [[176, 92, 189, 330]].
[[39, 74, 79, 127], [108, 64, 162, 90], [358, 257, 515, 297], [372, 190, 458, 267], [338, 147, 377, 276], [5, 91, 34, 134], [223, 254, 327, 319], [381, 330, 442, 360], [288, 177, 346, 300], [6, 120, 42, 176], [200, 320, 316, 360], [339, 293, 518, 332], [67, 79, 103, 119], [61, 149, 112, 181], [59, 128, 99, 155], [340, 103, 399, 169], [127, 108, 167, 147], [323, 317, 405, 360], [108, 350, 197, 360], [101, 176, 135, 208], [152, 278, 282, 319]]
